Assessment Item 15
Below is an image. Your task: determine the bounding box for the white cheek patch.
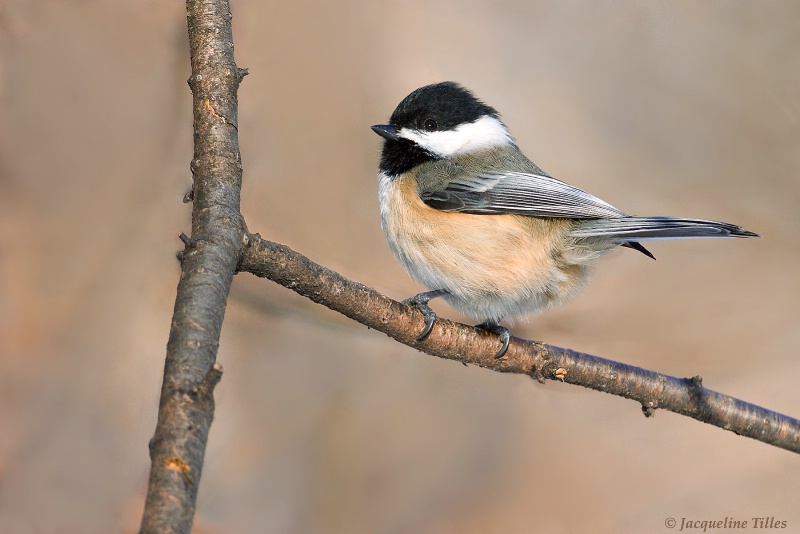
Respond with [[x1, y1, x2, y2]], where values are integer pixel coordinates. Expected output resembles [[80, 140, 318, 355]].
[[399, 116, 514, 157]]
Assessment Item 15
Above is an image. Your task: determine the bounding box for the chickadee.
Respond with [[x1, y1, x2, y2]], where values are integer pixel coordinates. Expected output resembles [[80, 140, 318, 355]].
[[371, 81, 758, 358]]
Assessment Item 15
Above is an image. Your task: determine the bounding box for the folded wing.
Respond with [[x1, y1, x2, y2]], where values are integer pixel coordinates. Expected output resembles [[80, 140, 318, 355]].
[[420, 171, 627, 219]]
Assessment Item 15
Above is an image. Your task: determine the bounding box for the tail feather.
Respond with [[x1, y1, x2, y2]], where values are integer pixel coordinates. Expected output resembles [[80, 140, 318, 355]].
[[572, 217, 759, 241], [620, 240, 656, 260]]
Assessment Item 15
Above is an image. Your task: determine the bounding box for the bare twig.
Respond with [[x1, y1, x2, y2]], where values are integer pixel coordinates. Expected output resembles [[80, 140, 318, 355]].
[[239, 235, 800, 454], [139, 0, 247, 532]]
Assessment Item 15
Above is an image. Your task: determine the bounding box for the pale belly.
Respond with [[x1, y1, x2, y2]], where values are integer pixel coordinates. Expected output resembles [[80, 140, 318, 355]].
[[379, 173, 606, 322]]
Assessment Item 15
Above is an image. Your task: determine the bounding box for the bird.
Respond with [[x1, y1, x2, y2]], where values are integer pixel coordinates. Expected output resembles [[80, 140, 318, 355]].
[[371, 81, 758, 358]]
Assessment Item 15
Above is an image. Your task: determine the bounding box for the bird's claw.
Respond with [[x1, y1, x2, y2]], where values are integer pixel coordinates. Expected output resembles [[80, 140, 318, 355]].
[[475, 321, 511, 358], [407, 300, 436, 341], [403, 289, 448, 342]]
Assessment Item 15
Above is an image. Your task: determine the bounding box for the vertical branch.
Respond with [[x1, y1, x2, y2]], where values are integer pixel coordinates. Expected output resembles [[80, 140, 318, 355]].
[[140, 1, 247, 532]]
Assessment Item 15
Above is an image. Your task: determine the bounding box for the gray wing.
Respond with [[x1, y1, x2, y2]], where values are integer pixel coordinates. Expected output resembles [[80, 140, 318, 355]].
[[420, 171, 627, 219]]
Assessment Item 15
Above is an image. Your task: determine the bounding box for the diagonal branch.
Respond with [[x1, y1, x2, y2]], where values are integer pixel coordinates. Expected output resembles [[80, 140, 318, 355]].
[[239, 234, 800, 455]]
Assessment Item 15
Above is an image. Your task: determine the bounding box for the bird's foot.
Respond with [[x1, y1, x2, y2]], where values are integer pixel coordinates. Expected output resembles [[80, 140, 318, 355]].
[[402, 289, 449, 341], [475, 321, 510, 358]]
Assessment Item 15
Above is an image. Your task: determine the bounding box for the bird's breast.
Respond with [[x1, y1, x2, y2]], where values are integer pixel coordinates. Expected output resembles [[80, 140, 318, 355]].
[[378, 171, 592, 321]]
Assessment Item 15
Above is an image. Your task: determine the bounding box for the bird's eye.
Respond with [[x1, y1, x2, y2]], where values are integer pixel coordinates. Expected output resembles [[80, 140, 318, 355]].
[[423, 118, 438, 131]]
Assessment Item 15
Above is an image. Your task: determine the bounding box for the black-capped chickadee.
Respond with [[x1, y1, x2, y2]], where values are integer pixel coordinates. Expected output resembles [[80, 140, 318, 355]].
[[371, 81, 758, 358]]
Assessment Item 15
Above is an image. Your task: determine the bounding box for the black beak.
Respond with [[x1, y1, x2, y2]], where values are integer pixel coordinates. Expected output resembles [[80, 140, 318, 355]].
[[371, 124, 400, 141]]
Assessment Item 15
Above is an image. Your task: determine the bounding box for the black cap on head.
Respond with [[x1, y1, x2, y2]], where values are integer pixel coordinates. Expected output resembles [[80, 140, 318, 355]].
[[375, 82, 500, 176], [389, 81, 499, 131]]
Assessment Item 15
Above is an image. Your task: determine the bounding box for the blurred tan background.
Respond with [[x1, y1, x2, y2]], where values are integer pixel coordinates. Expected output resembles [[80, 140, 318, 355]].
[[2, 1, 799, 532]]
